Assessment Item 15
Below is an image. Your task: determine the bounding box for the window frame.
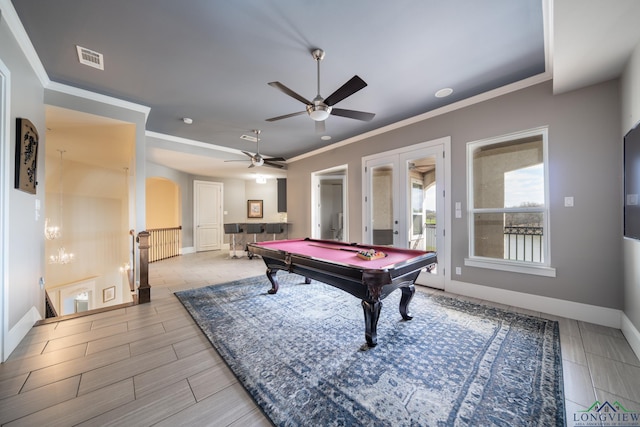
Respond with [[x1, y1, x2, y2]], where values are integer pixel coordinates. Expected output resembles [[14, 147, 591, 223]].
[[464, 127, 556, 277]]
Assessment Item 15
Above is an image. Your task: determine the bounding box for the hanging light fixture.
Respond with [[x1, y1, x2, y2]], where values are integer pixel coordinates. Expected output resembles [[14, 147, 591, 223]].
[[44, 150, 66, 240], [49, 149, 74, 264], [49, 247, 74, 264], [44, 218, 60, 240]]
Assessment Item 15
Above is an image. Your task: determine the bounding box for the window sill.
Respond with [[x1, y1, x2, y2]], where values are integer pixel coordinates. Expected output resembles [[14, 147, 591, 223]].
[[464, 257, 556, 277]]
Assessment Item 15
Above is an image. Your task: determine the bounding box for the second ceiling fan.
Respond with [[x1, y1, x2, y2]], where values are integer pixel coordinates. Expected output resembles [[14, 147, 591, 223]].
[[266, 48, 375, 133], [225, 130, 286, 169]]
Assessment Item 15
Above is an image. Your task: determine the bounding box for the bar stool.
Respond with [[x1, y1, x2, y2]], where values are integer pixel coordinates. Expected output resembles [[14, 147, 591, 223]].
[[265, 223, 285, 240], [245, 223, 265, 259], [223, 223, 243, 258]]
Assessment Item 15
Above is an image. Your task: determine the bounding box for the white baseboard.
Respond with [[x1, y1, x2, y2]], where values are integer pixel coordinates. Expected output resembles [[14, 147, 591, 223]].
[[4, 306, 41, 362], [447, 279, 622, 329], [180, 246, 196, 255], [622, 313, 640, 361]]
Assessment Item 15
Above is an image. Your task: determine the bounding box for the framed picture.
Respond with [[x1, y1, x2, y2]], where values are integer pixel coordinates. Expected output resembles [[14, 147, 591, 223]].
[[247, 199, 263, 218], [103, 286, 116, 302], [14, 118, 39, 194]]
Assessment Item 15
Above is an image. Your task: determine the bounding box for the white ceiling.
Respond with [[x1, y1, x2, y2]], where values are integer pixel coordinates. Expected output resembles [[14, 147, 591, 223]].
[[552, 0, 640, 94]]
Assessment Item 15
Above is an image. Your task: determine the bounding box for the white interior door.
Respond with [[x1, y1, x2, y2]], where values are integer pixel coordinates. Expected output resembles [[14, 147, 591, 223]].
[[194, 180, 223, 252], [311, 166, 348, 241], [364, 138, 449, 289], [366, 158, 400, 246]]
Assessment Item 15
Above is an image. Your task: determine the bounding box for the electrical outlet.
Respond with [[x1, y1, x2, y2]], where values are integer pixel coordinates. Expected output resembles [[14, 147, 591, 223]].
[[564, 196, 574, 207], [455, 267, 461, 275]]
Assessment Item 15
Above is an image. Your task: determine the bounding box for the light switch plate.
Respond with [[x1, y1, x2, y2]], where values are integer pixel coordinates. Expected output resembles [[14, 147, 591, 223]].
[[564, 196, 574, 207]]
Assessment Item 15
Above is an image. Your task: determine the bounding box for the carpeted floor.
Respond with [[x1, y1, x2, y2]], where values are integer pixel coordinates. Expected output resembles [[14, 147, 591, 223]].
[[175, 273, 565, 426]]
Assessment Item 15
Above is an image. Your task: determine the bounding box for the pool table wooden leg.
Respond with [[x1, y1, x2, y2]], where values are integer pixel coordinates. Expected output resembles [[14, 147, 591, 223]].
[[266, 268, 279, 294], [399, 285, 415, 320], [361, 300, 382, 348]]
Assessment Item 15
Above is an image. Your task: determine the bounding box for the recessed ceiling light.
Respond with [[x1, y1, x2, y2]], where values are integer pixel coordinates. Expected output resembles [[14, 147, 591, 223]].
[[435, 88, 453, 98], [321, 135, 332, 141], [182, 117, 193, 124]]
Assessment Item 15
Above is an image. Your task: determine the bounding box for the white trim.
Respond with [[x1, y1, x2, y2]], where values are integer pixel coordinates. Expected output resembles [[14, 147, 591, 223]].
[[0, 57, 10, 362], [46, 82, 150, 121], [5, 307, 41, 360], [146, 131, 248, 156], [464, 258, 557, 277], [448, 279, 622, 329], [466, 127, 552, 273], [622, 313, 640, 361]]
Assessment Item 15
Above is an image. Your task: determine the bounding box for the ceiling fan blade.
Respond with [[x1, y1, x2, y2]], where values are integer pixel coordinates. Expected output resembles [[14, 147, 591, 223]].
[[248, 163, 256, 168], [263, 156, 286, 162], [265, 111, 307, 122], [263, 160, 285, 169], [224, 159, 250, 163], [268, 82, 312, 105], [330, 108, 375, 122], [241, 151, 254, 158], [315, 120, 326, 133], [323, 75, 368, 107]]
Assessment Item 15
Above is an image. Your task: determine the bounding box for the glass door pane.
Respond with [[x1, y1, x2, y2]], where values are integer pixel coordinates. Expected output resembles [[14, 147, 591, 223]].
[[402, 150, 444, 289], [371, 164, 395, 246]]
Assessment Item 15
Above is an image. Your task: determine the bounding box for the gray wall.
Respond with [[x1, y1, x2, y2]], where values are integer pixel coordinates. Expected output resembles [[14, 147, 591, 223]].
[[621, 41, 640, 331], [146, 161, 194, 247], [287, 80, 623, 309], [1, 15, 46, 331]]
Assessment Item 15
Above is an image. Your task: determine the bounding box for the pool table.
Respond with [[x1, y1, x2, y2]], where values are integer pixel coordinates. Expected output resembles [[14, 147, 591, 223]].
[[246, 238, 437, 348]]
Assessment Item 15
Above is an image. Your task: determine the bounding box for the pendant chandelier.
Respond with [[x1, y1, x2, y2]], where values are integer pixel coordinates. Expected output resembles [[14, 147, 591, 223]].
[[49, 149, 74, 264], [44, 150, 66, 240]]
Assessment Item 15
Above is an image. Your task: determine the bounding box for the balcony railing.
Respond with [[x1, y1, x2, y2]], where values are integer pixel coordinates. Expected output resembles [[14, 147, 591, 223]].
[[504, 225, 544, 262], [413, 223, 544, 263]]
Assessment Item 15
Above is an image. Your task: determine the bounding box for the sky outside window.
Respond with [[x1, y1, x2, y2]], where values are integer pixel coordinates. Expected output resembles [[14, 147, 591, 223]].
[[504, 163, 544, 208]]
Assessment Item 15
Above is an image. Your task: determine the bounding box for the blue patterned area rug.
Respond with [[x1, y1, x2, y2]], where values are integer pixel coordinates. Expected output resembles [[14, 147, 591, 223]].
[[175, 274, 565, 426]]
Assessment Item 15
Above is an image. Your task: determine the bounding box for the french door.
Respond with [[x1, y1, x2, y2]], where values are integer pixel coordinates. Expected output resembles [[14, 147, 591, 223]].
[[363, 137, 449, 289]]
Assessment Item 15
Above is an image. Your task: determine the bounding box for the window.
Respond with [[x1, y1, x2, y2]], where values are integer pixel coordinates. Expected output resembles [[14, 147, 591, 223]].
[[465, 127, 555, 277]]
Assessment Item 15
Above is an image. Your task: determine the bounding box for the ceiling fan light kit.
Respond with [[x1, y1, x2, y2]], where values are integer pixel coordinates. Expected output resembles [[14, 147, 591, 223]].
[[307, 104, 331, 121]]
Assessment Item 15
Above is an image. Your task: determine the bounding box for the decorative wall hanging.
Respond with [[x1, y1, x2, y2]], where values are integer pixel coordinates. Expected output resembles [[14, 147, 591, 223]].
[[103, 286, 116, 303], [14, 118, 39, 194], [247, 199, 263, 218]]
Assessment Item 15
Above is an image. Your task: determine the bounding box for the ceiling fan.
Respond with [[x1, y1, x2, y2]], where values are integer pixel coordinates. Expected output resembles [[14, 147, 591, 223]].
[[225, 130, 286, 169], [266, 48, 375, 133]]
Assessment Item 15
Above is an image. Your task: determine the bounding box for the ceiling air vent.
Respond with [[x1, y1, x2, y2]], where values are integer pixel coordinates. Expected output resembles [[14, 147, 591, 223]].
[[76, 45, 104, 70]]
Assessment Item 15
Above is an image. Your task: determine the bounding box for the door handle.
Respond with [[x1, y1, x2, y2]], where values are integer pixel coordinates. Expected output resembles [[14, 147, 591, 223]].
[[394, 231, 399, 235]]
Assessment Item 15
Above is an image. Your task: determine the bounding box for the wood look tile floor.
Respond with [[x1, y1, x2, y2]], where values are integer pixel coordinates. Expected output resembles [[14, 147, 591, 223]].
[[1, 250, 639, 426]]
